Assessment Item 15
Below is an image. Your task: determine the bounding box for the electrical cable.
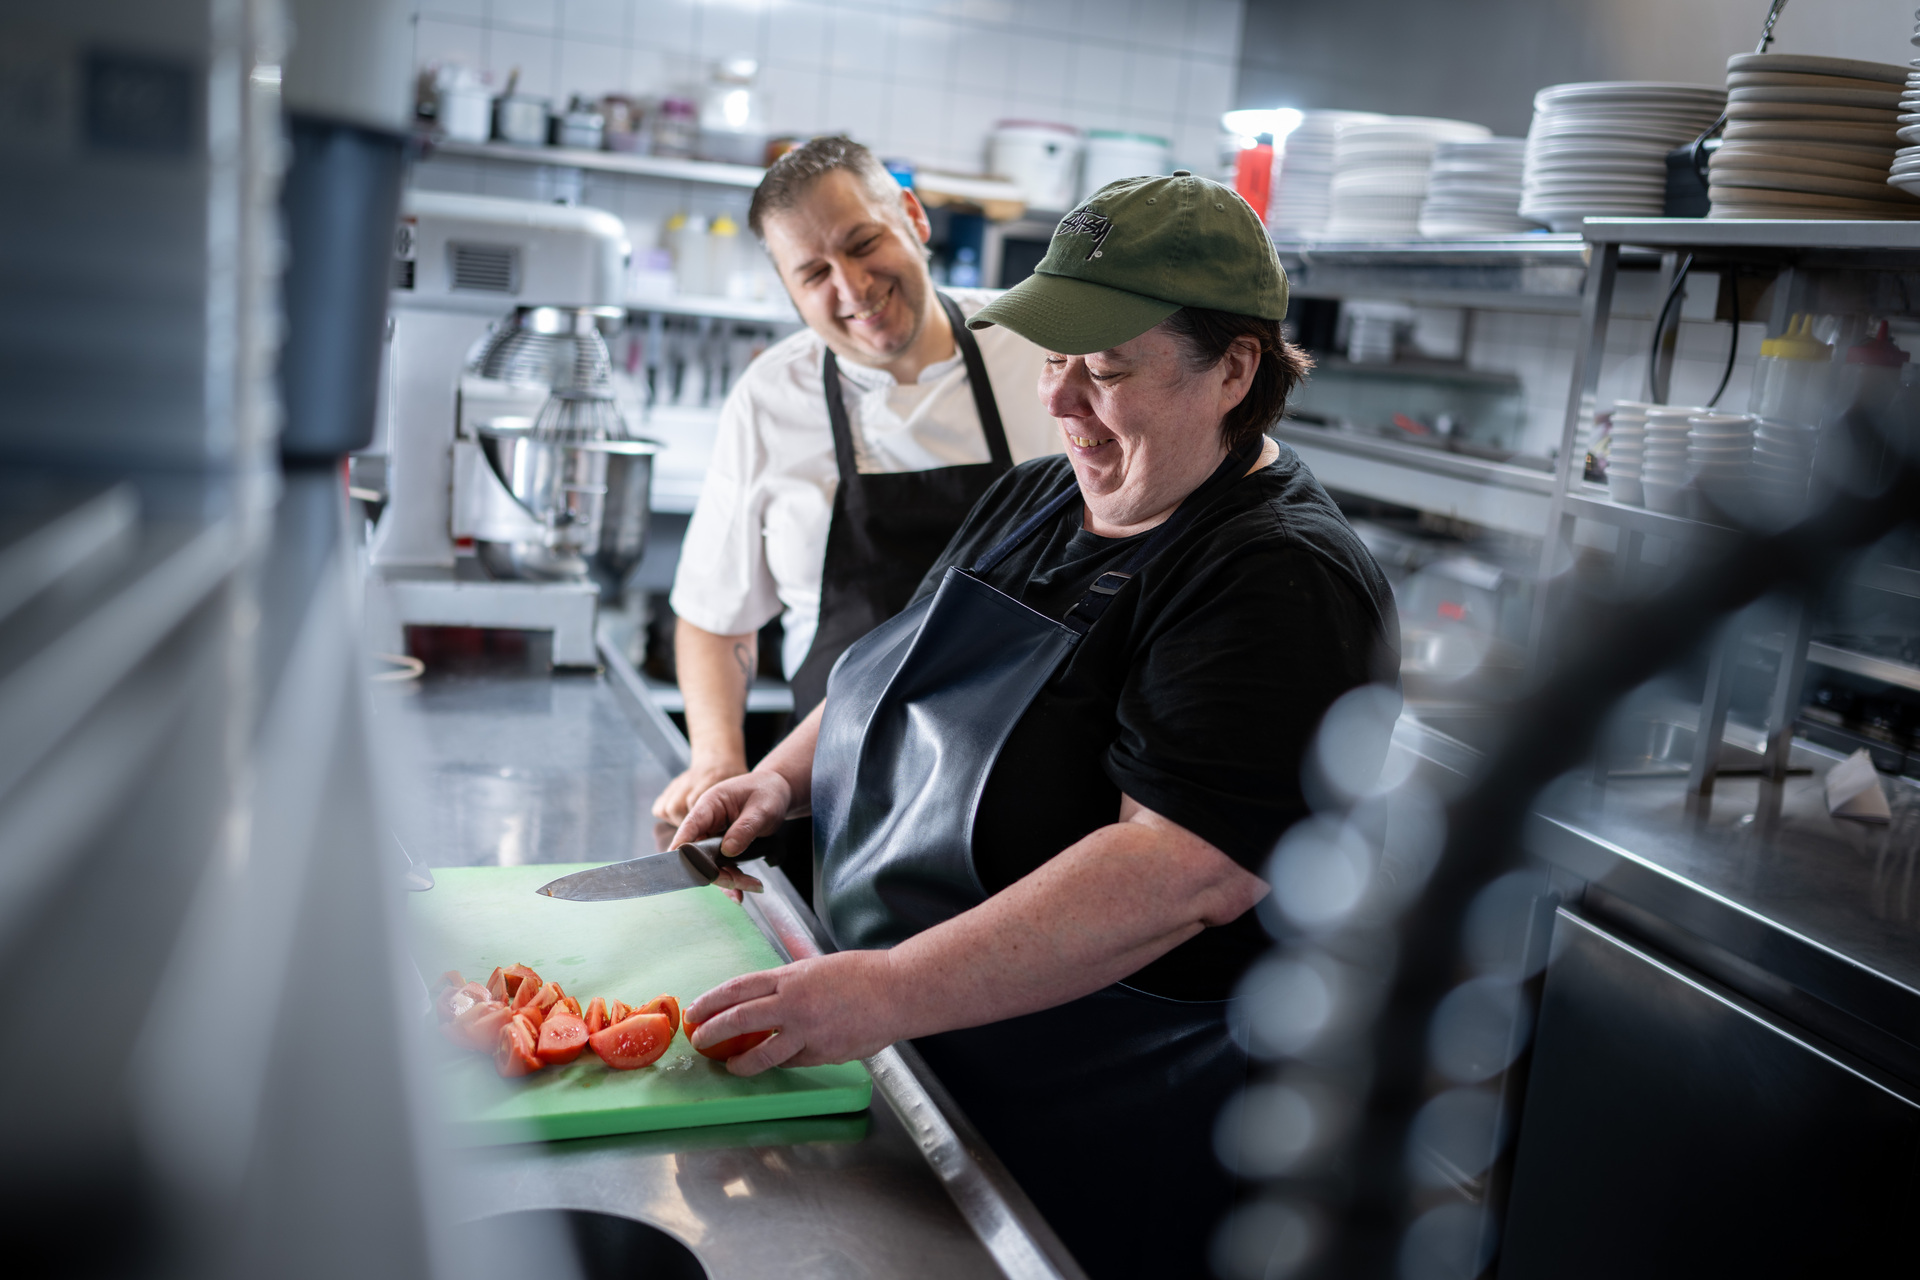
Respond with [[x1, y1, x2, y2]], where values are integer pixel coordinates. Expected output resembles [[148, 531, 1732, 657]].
[[1707, 268, 1741, 408], [1647, 253, 1695, 403]]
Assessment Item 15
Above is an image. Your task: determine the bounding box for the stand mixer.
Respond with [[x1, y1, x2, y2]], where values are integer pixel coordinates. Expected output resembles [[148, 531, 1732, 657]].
[[362, 191, 656, 667]]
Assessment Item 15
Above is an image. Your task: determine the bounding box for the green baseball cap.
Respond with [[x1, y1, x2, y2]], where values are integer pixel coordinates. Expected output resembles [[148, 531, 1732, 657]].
[[969, 171, 1289, 355]]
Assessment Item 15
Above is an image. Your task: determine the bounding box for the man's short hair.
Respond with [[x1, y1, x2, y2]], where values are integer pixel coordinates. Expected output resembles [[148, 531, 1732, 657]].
[[747, 135, 904, 241]]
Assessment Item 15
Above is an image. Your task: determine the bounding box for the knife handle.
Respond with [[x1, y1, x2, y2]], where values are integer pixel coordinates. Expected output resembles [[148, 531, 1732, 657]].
[[678, 836, 745, 881]]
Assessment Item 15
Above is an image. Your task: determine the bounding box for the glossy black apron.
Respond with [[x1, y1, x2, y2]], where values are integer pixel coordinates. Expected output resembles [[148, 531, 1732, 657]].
[[786, 292, 1012, 721], [812, 448, 1257, 1279]]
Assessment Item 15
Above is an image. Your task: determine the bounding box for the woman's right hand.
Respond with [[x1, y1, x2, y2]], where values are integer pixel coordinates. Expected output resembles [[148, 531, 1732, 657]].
[[671, 769, 793, 861], [651, 754, 748, 825]]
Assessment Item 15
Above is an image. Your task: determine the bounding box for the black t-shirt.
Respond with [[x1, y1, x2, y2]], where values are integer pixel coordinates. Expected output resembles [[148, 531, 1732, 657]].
[[911, 444, 1399, 1000]]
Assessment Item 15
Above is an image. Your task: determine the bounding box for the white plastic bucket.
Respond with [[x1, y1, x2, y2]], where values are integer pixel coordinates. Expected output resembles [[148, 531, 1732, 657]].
[[989, 121, 1082, 213], [1079, 130, 1172, 203]]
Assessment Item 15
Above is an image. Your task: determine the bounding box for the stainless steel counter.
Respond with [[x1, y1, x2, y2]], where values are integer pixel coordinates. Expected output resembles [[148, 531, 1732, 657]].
[[372, 631, 1081, 1280], [1399, 714, 1920, 1084]]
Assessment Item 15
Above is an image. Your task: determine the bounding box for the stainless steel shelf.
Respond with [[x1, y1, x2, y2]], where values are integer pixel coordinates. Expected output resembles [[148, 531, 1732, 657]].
[[1560, 491, 1740, 546], [1585, 216, 1920, 253], [427, 138, 767, 188], [1276, 421, 1555, 537], [1807, 642, 1920, 694], [627, 292, 799, 324]]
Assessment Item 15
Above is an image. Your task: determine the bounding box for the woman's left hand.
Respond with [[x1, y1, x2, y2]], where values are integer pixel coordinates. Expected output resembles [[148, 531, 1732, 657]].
[[684, 951, 902, 1077]]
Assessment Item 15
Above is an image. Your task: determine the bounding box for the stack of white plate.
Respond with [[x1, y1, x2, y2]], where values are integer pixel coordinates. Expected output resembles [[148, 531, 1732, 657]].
[[1418, 137, 1538, 236], [1891, 14, 1920, 201], [1520, 82, 1726, 232], [1686, 413, 1756, 512], [1752, 419, 1817, 518], [1708, 51, 1916, 219], [1268, 111, 1383, 238], [1641, 406, 1702, 514], [1607, 400, 1653, 506], [1326, 116, 1492, 239]]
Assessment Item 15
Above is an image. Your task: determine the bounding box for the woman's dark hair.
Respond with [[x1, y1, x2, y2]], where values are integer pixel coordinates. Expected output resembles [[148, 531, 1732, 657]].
[[1159, 307, 1314, 452]]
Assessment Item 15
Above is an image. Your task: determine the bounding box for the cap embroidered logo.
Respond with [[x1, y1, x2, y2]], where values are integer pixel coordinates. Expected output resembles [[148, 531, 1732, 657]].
[[1055, 209, 1114, 260]]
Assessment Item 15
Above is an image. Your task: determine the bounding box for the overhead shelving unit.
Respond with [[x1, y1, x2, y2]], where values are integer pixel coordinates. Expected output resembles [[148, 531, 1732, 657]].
[[1528, 215, 1920, 793]]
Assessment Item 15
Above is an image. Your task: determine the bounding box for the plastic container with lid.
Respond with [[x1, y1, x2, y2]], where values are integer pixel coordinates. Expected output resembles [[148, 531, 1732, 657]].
[[665, 212, 709, 295], [1832, 319, 1909, 422], [1747, 313, 1834, 431], [1079, 130, 1172, 203], [989, 121, 1082, 213], [708, 213, 742, 299]]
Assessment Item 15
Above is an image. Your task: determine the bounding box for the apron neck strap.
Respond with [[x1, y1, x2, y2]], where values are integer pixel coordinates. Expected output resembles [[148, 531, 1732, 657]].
[[820, 292, 1012, 490], [968, 439, 1263, 633]]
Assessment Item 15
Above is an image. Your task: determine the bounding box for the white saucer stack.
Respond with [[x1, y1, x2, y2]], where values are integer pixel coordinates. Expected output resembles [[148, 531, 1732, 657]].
[[1326, 116, 1491, 240], [1268, 111, 1383, 239], [1519, 82, 1726, 232], [1708, 51, 1916, 218], [1640, 406, 1701, 515], [1607, 401, 1652, 506], [1418, 137, 1537, 236], [1686, 412, 1756, 511], [1891, 12, 1920, 200]]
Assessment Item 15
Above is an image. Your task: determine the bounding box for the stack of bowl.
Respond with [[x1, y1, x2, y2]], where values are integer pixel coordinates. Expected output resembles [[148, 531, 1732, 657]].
[[1607, 400, 1652, 506], [1641, 406, 1700, 514], [1519, 83, 1726, 231], [1751, 419, 1818, 520], [1709, 52, 1916, 219], [1326, 116, 1491, 239], [1417, 137, 1537, 236], [1686, 412, 1756, 514], [1268, 110, 1383, 239]]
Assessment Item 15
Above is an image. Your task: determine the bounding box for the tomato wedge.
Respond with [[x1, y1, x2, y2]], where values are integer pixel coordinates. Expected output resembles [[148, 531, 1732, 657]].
[[503, 963, 541, 998], [536, 1010, 590, 1065], [485, 966, 509, 1002], [450, 1000, 513, 1051], [606, 999, 632, 1025], [634, 995, 681, 1036], [557, 995, 582, 1019], [439, 981, 490, 1023], [683, 1011, 774, 1062], [588, 1012, 674, 1070], [584, 996, 608, 1035], [530, 981, 564, 1015], [495, 1016, 542, 1077]]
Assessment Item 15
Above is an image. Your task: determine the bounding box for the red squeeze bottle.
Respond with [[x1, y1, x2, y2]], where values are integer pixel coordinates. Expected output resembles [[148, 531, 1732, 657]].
[[1235, 137, 1275, 222]]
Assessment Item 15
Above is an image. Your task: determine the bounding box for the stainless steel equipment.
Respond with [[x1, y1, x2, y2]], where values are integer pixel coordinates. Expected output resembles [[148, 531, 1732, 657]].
[[362, 192, 647, 667]]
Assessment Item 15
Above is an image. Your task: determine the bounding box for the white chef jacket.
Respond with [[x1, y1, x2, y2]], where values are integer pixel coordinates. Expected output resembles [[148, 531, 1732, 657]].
[[669, 289, 1063, 678]]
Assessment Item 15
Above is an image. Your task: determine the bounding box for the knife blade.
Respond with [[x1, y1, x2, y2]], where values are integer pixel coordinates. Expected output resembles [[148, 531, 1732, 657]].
[[534, 837, 760, 901]]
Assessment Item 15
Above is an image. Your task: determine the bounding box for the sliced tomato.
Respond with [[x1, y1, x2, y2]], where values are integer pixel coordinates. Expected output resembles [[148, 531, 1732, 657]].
[[509, 977, 542, 1012], [536, 1010, 590, 1065], [439, 970, 465, 990], [517, 1002, 546, 1032], [530, 981, 563, 1015], [606, 999, 632, 1025], [557, 995, 582, 1018], [503, 963, 541, 998], [455, 1002, 512, 1052], [588, 1012, 674, 1070], [440, 981, 491, 1023], [495, 1017, 542, 1077], [683, 1011, 774, 1062], [485, 966, 509, 1002], [584, 996, 608, 1035], [634, 995, 682, 1036]]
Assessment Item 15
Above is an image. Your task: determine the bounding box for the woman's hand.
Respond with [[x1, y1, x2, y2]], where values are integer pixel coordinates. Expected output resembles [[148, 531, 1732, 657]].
[[685, 951, 902, 1076], [651, 752, 748, 825], [670, 769, 793, 902]]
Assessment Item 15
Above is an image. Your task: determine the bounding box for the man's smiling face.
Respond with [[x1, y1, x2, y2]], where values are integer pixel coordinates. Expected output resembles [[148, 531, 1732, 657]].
[[760, 169, 937, 370]]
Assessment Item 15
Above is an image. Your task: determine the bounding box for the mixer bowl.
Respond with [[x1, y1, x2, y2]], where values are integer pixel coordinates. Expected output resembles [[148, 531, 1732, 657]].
[[474, 425, 660, 594]]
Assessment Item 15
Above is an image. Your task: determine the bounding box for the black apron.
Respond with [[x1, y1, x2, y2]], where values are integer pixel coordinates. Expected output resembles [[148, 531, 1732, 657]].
[[812, 447, 1258, 1279], [786, 292, 1012, 721]]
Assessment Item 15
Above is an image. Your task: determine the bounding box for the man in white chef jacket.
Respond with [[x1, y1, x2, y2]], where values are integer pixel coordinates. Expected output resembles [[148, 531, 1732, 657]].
[[653, 137, 1060, 848]]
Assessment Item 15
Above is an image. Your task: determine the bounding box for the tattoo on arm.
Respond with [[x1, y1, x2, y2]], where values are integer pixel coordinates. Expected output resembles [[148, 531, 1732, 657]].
[[732, 641, 757, 683]]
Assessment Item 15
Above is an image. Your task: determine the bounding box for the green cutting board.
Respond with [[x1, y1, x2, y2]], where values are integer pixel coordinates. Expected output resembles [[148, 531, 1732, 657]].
[[409, 864, 871, 1145]]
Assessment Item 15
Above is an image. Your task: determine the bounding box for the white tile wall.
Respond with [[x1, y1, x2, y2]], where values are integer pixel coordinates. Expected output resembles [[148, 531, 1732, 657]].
[[409, 0, 1246, 175]]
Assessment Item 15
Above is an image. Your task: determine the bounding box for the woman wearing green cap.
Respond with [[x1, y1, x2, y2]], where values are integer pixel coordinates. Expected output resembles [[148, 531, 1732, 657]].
[[675, 172, 1398, 1275]]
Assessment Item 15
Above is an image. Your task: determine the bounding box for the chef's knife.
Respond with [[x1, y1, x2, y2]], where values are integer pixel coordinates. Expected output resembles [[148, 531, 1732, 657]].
[[534, 837, 762, 901]]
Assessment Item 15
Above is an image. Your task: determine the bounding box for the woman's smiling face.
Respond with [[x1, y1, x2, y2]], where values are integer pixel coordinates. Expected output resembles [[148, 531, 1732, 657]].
[[1039, 324, 1259, 537]]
